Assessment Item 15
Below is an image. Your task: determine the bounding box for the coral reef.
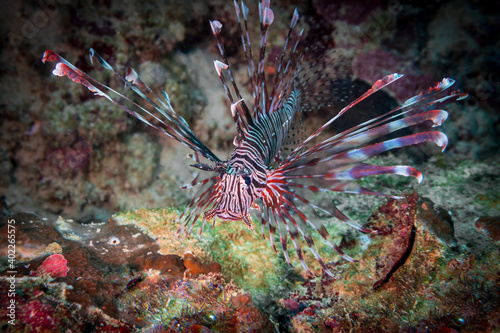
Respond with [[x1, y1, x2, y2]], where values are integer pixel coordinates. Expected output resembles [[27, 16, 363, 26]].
[[273, 193, 500, 332], [113, 208, 293, 296], [2, 188, 499, 332], [1, 0, 499, 221], [0, 207, 274, 332], [0, 0, 214, 221]]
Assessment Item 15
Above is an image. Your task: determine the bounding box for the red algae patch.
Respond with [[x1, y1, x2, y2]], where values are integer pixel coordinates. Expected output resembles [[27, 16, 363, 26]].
[[32, 253, 69, 278]]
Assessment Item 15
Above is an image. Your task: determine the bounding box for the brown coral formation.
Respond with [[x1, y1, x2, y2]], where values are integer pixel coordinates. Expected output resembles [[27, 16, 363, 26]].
[[371, 193, 418, 289], [418, 196, 456, 246], [0, 209, 273, 332], [184, 252, 222, 277], [475, 216, 500, 242]]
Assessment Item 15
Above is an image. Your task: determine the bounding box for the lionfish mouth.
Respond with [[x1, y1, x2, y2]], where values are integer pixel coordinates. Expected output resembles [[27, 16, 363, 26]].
[[205, 207, 254, 230]]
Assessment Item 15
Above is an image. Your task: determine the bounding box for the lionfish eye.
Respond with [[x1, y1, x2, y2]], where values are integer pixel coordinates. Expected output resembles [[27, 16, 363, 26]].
[[244, 176, 251, 185]]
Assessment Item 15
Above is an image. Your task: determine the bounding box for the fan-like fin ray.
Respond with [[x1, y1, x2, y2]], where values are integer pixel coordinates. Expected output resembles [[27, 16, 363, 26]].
[[42, 50, 220, 163]]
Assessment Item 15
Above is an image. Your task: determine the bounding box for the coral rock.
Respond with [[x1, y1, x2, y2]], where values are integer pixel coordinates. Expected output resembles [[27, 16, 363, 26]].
[[475, 216, 500, 242], [32, 253, 69, 278], [371, 193, 419, 289], [283, 298, 300, 312], [138, 253, 185, 278], [418, 197, 457, 246], [18, 300, 57, 332], [183, 252, 221, 277]]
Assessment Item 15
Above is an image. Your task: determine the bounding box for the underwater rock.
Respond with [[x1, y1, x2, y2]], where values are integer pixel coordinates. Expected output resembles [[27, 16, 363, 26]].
[[117, 272, 274, 332], [274, 192, 500, 332], [183, 252, 221, 277], [137, 253, 185, 279], [371, 193, 419, 290], [418, 197, 457, 246], [0, 214, 162, 320], [1, 199, 498, 332], [0, 213, 64, 261], [475, 216, 500, 243]]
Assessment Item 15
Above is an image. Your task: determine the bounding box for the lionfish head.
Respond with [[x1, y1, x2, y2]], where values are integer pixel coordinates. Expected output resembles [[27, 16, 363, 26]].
[[204, 162, 266, 230]]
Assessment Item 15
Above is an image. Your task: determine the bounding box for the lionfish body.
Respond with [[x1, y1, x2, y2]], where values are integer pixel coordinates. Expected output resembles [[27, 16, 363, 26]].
[[42, 0, 466, 276]]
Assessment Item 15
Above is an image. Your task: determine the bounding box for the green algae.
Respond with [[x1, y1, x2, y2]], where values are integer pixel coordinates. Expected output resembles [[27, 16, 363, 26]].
[[113, 208, 293, 295]]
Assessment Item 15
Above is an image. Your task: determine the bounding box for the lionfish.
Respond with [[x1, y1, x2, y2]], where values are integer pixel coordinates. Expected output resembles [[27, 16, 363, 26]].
[[42, 0, 466, 277]]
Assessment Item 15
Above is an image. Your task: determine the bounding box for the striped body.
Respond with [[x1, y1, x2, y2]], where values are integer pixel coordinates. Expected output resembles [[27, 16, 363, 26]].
[[42, 0, 466, 277], [205, 147, 268, 228], [204, 89, 299, 229]]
